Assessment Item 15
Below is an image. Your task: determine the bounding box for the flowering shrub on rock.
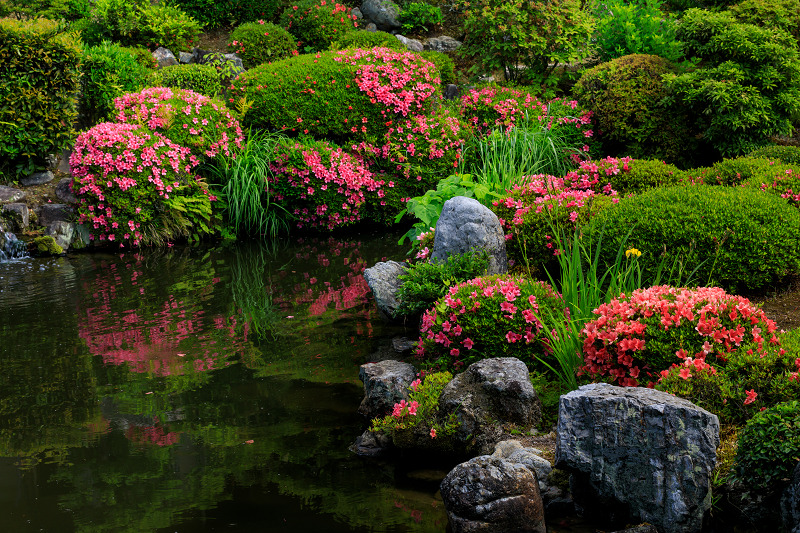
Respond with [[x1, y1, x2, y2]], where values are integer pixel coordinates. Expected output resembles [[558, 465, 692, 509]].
[[279, 0, 357, 51], [70, 122, 215, 247], [416, 275, 565, 372], [269, 137, 386, 230], [581, 285, 780, 387], [114, 87, 244, 163]]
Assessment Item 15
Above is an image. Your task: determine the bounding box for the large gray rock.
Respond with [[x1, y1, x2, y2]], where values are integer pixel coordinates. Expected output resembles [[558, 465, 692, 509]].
[[363, 260, 406, 321], [555, 383, 720, 533], [424, 35, 462, 52], [357, 359, 417, 418], [440, 454, 546, 533], [350, 429, 392, 457], [431, 196, 507, 275], [440, 357, 541, 454], [361, 0, 401, 30], [783, 461, 800, 533], [0, 185, 25, 204], [2, 203, 29, 230], [153, 47, 178, 68], [20, 170, 53, 187], [46, 221, 75, 252], [396, 34, 423, 52], [55, 178, 78, 205], [36, 203, 73, 228]]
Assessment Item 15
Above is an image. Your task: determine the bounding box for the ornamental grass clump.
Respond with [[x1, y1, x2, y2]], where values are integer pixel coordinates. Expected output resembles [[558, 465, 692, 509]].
[[415, 275, 566, 372], [581, 285, 780, 387], [269, 136, 386, 230], [70, 122, 215, 247], [114, 87, 244, 164]]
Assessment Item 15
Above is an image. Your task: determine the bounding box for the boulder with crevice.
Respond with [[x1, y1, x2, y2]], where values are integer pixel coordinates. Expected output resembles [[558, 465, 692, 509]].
[[361, 0, 401, 30], [357, 359, 417, 418], [363, 260, 406, 321]]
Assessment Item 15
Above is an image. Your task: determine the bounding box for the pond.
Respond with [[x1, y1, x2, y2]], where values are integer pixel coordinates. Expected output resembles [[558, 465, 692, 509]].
[[0, 231, 455, 533]]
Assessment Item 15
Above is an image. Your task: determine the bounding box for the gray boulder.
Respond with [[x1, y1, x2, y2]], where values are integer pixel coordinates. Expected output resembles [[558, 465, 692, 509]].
[[350, 429, 392, 456], [35, 203, 73, 228], [440, 453, 546, 533], [46, 220, 75, 252], [357, 359, 417, 418], [351, 7, 363, 18], [153, 47, 178, 68], [396, 34, 423, 52], [365, 22, 377, 32], [55, 178, 78, 205], [431, 196, 508, 275], [2, 203, 29, 231], [20, 170, 54, 187], [424, 35, 462, 52], [555, 383, 720, 533], [440, 357, 541, 454], [783, 461, 800, 533], [363, 260, 406, 321], [444, 84, 460, 100], [361, 0, 401, 30], [179, 51, 194, 64], [0, 185, 25, 204]]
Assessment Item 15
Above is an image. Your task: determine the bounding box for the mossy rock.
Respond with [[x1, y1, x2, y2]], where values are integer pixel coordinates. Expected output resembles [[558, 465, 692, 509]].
[[33, 235, 63, 255]]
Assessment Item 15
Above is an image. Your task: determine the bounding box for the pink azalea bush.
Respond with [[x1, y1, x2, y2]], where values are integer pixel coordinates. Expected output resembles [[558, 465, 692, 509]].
[[416, 275, 566, 371], [70, 122, 215, 247], [581, 285, 780, 387], [114, 87, 244, 163], [270, 137, 386, 230]]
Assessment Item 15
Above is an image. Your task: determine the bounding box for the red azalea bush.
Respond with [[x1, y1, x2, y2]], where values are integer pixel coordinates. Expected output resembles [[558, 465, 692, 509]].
[[270, 136, 386, 230], [581, 285, 780, 387], [114, 87, 244, 163], [415, 275, 565, 372], [279, 0, 357, 51], [70, 122, 215, 247]]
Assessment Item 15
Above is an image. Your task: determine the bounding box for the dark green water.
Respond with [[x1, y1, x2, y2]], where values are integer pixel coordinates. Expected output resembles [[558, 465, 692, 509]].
[[0, 233, 451, 533]]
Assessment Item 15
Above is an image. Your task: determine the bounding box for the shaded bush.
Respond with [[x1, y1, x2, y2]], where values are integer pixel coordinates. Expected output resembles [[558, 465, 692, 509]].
[[730, 0, 800, 41], [593, 0, 682, 62], [735, 400, 800, 489], [80, 42, 149, 127], [164, 0, 284, 30], [748, 144, 800, 165]]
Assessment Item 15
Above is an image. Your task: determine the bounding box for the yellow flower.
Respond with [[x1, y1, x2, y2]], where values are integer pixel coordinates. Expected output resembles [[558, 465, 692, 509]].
[[625, 248, 642, 258]]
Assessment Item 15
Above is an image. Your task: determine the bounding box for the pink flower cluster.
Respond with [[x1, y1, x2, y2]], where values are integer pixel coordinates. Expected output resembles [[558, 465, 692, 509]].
[[416, 275, 564, 370], [581, 285, 779, 387]]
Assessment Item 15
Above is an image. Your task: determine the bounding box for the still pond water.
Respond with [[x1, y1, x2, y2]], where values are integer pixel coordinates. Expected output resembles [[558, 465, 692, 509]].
[[0, 232, 456, 533]]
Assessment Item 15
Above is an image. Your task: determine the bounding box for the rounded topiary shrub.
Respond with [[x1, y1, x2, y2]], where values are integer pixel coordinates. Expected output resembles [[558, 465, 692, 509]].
[[748, 144, 800, 165], [230, 47, 440, 142], [228, 21, 297, 69], [114, 87, 244, 163], [689, 156, 800, 186], [735, 400, 800, 490], [415, 275, 565, 372], [606, 158, 687, 195], [279, 0, 357, 51], [574, 54, 694, 165], [582, 285, 779, 387], [329, 29, 404, 51], [147, 64, 221, 97], [585, 184, 800, 292], [70, 122, 215, 247], [419, 50, 456, 85], [270, 136, 386, 230]]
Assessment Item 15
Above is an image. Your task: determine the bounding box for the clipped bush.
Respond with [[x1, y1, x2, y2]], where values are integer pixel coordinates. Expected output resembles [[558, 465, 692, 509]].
[[667, 8, 800, 157], [730, 0, 800, 41], [114, 87, 244, 163], [735, 400, 800, 489], [605, 158, 686, 195], [585, 184, 800, 292], [140, 3, 201, 54], [147, 64, 221, 97], [70, 122, 215, 247], [80, 42, 148, 127], [231, 47, 440, 142], [593, 0, 682, 62], [657, 329, 800, 425], [575, 54, 693, 165], [396, 250, 490, 319], [0, 18, 81, 176], [744, 163, 800, 210], [415, 275, 565, 372], [122, 45, 159, 70], [227, 21, 297, 69], [748, 144, 800, 165], [165, 0, 284, 30], [690, 156, 797, 186], [279, 0, 357, 51], [83, 0, 148, 46], [582, 285, 779, 386], [269, 136, 386, 230], [329, 29, 404, 51], [420, 50, 456, 85], [400, 2, 443, 33]]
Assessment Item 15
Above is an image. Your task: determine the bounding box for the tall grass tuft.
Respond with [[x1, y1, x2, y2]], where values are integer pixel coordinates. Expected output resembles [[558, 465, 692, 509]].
[[207, 129, 291, 239]]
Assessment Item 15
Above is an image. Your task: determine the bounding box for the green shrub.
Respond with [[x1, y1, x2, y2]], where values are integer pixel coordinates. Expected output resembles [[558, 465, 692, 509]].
[[667, 8, 800, 157], [455, 0, 594, 94], [164, 0, 284, 30], [147, 64, 222, 97], [416, 275, 566, 372], [396, 250, 490, 319], [593, 0, 682, 62], [585, 184, 800, 292], [657, 330, 800, 425], [730, 0, 800, 41], [228, 21, 297, 69], [735, 400, 800, 489], [606, 158, 686, 195], [400, 2, 443, 33], [84, 0, 148, 46], [748, 145, 800, 165], [329, 29, 404, 51], [279, 0, 357, 51], [0, 18, 81, 177], [122, 45, 159, 70], [0, 0, 82, 20], [744, 163, 800, 210], [231, 47, 440, 143], [420, 50, 456, 85], [80, 42, 148, 127], [574, 54, 694, 165], [140, 3, 201, 53], [691, 156, 795, 186]]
